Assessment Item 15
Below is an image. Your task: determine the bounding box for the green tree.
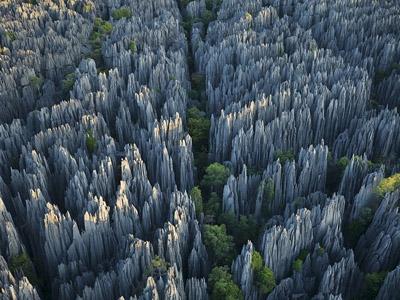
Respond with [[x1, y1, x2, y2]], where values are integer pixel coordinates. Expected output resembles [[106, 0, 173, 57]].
[[361, 272, 387, 300], [202, 9, 215, 27], [262, 179, 275, 218], [292, 259, 303, 272], [9, 252, 39, 286], [112, 7, 132, 20], [345, 207, 373, 248], [201, 163, 230, 193], [144, 256, 169, 278], [89, 18, 112, 69], [190, 186, 203, 218], [129, 40, 137, 53], [203, 224, 234, 266], [326, 155, 350, 194], [219, 214, 259, 248], [251, 251, 276, 295], [86, 129, 97, 154], [204, 192, 221, 220], [188, 107, 210, 152], [208, 266, 244, 300], [29, 75, 43, 90], [83, 3, 94, 13], [62, 72, 76, 96], [275, 150, 294, 165]]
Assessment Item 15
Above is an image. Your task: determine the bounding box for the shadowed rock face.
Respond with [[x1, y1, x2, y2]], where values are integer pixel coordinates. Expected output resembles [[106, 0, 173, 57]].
[[0, 0, 399, 299]]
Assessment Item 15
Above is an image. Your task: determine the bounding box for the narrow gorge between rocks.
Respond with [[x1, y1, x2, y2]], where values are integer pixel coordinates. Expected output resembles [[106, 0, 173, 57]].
[[0, 1, 400, 300]]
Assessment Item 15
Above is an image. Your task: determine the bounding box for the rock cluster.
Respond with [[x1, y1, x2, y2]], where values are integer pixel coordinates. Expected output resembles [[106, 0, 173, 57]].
[[0, 0, 400, 299]]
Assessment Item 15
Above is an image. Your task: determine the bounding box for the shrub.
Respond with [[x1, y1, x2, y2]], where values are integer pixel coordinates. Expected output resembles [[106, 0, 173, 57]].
[[89, 18, 112, 67], [337, 156, 350, 171], [292, 259, 303, 272], [361, 272, 387, 300], [93, 18, 113, 35], [62, 72, 76, 95], [9, 252, 39, 286], [208, 266, 243, 300], [261, 179, 274, 217], [86, 129, 97, 154], [244, 12, 253, 21], [83, 3, 94, 13], [275, 150, 295, 165], [251, 251, 276, 295], [112, 7, 132, 20], [190, 186, 203, 218], [374, 173, 400, 198], [29, 75, 43, 90], [129, 40, 137, 53], [202, 10, 215, 27], [292, 250, 308, 272], [326, 155, 350, 194], [203, 224, 235, 266], [144, 256, 169, 278], [345, 207, 373, 248]]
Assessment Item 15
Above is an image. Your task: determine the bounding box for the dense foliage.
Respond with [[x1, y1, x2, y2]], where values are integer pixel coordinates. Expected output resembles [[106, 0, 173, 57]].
[[208, 266, 243, 300], [203, 224, 235, 266]]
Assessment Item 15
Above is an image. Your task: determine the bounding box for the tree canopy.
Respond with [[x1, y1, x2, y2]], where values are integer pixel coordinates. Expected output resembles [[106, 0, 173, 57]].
[[203, 224, 234, 266], [201, 162, 230, 193], [251, 251, 276, 295], [208, 266, 243, 300]]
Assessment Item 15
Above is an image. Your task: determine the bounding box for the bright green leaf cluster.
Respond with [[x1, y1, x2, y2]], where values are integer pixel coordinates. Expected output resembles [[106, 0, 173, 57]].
[[374, 173, 400, 198], [129, 40, 137, 53], [208, 266, 244, 300], [251, 251, 276, 295]]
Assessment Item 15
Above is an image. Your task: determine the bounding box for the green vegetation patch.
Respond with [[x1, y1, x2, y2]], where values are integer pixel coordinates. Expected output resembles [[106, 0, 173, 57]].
[[201, 162, 230, 193], [129, 40, 137, 53], [9, 252, 39, 286], [361, 271, 388, 300], [203, 224, 235, 266], [374, 173, 400, 198], [275, 150, 295, 165], [144, 256, 169, 278], [112, 7, 132, 20], [251, 251, 276, 295], [208, 266, 244, 300], [190, 186, 203, 218], [86, 129, 97, 154], [62, 72, 76, 95], [29, 75, 43, 90]]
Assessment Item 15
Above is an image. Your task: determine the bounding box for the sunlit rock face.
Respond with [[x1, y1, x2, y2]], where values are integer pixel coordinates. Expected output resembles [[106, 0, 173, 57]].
[[0, 0, 399, 299]]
